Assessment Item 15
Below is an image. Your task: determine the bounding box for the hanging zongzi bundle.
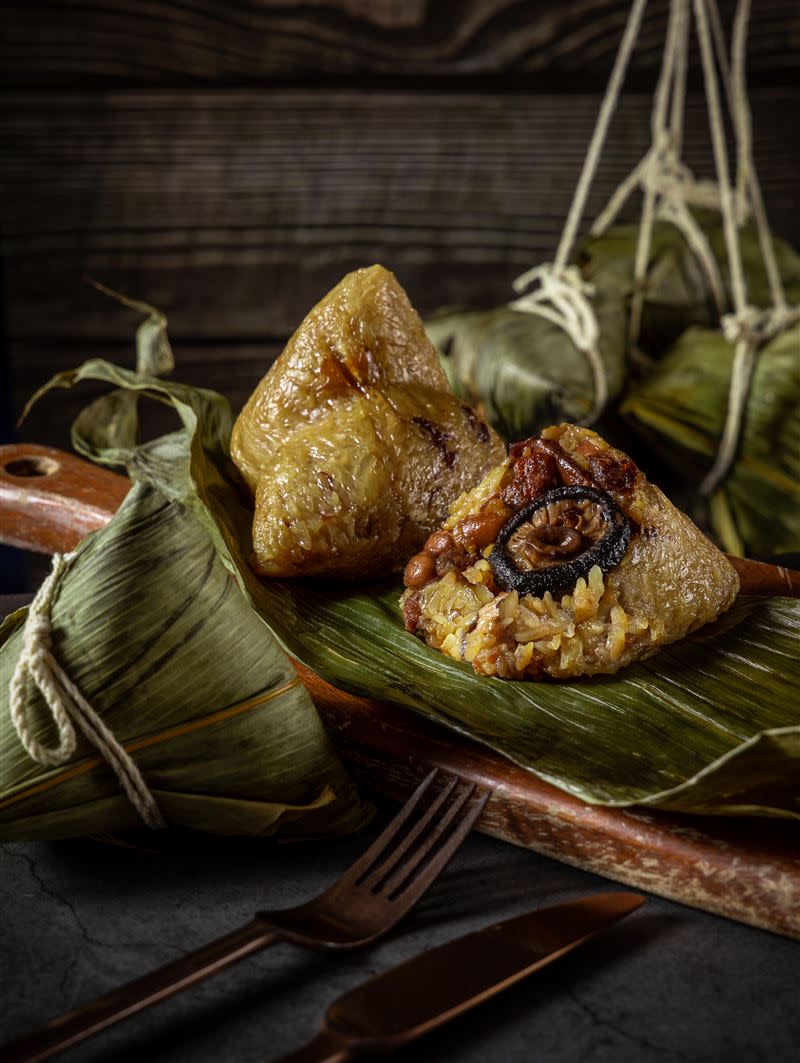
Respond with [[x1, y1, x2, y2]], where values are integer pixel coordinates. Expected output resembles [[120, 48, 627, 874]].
[[231, 265, 505, 579], [621, 323, 800, 558], [426, 270, 627, 440], [427, 214, 800, 442], [578, 213, 800, 357], [401, 424, 738, 680]]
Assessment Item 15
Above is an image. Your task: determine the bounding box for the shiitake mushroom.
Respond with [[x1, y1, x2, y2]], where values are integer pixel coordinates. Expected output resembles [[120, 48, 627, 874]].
[[489, 485, 631, 598]]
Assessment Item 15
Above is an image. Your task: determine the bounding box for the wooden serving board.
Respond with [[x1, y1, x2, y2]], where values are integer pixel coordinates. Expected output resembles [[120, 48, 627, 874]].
[[2, 442, 799, 940]]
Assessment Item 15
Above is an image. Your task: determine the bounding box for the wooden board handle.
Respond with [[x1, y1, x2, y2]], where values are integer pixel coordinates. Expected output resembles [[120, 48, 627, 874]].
[[0, 444, 130, 555], [1, 443, 798, 597]]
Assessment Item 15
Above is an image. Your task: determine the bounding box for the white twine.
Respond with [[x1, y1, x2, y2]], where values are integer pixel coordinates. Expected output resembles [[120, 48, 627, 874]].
[[628, 0, 687, 349], [9, 553, 165, 829], [726, 0, 786, 313], [510, 0, 648, 418], [510, 265, 607, 419], [592, 0, 731, 340], [699, 303, 800, 496], [693, 0, 800, 496]]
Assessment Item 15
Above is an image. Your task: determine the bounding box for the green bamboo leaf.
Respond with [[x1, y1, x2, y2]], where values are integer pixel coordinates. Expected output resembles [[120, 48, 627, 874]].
[[243, 580, 800, 820], [579, 211, 800, 355], [88, 280, 175, 377]]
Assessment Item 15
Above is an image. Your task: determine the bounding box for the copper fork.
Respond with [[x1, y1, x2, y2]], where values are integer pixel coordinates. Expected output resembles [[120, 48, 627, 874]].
[[4, 771, 490, 1063]]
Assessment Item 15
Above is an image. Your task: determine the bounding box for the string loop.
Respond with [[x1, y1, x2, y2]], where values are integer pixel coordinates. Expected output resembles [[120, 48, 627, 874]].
[[9, 553, 165, 829]]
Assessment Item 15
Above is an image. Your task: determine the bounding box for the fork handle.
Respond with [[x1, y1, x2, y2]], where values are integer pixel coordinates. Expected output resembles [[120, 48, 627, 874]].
[[3, 918, 280, 1063]]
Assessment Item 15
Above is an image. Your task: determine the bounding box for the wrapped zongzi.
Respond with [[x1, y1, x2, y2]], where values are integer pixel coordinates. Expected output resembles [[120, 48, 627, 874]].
[[427, 213, 800, 442], [0, 484, 369, 842], [426, 272, 627, 440], [621, 323, 800, 559], [579, 213, 800, 357]]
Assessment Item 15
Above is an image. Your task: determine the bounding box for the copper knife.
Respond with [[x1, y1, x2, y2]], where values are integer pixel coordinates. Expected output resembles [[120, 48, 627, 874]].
[[274, 891, 644, 1062]]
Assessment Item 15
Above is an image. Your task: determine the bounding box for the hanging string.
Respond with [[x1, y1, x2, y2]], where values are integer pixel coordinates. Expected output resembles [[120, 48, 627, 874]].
[[628, 0, 688, 349], [726, 0, 788, 315], [592, 0, 728, 331], [695, 0, 800, 496], [9, 553, 165, 829], [510, 0, 649, 421], [510, 264, 606, 416], [514, 0, 798, 458]]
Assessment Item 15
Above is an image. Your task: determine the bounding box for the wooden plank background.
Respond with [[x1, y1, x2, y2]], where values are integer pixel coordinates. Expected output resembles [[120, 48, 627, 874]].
[[2, 0, 799, 454]]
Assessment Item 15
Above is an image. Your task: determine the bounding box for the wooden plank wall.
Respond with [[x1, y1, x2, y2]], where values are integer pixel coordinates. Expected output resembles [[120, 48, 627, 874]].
[[2, 0, 799, 449]]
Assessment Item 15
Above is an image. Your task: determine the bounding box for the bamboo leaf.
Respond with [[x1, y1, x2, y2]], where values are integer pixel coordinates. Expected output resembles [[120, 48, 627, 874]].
[[427, 282, 628, 440]]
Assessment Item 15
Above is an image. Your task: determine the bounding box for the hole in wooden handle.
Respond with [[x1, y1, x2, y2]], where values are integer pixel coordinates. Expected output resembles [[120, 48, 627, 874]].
[[3, 456, 61, 478]]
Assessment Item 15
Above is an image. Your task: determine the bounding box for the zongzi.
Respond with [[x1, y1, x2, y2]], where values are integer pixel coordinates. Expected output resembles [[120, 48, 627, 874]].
[[426, 214, 800, 442], [401, 424, 739, 679], [0, 483, 369, 842], [621, 322, 800, 559], [231, 265, 505, 579], [426, 275, 627, 440], [578, 212, 800, 357]]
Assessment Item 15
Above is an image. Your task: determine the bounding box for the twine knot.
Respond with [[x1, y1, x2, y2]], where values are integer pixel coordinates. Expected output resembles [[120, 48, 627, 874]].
[[9, 552, 165, 829], [721, 305, 762, 345], [512, 265, 598, 351], [510, 264, 607, 420], [721, 304, 800, 348]]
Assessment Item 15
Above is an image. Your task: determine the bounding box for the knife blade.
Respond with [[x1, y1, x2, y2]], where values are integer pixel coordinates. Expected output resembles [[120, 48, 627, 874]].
[[275, 891, 644, 1062]]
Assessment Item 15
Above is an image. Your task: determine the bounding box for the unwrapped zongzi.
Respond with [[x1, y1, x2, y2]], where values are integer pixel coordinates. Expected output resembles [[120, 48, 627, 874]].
[[231, 265, 505, 579], [401, 424, 739, 679]]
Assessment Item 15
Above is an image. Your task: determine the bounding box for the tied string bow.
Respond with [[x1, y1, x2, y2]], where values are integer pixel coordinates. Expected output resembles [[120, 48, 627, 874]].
[[9, 553, 165, 829]]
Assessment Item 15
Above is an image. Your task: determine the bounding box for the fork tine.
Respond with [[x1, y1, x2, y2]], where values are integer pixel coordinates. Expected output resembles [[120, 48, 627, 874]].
[[378, 781, 475, 895], [358, 774, 460, 890], [334, 768, 439, 886], [385, 787, 491, 902]]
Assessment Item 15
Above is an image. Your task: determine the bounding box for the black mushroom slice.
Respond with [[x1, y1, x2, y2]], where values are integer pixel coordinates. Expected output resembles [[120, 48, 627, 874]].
[[488, 485, 631, 598]]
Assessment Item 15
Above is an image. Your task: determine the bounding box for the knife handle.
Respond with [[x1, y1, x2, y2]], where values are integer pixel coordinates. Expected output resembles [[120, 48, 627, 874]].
[[275, 1030, 354, 1063], [3, 920, 280, 1063]]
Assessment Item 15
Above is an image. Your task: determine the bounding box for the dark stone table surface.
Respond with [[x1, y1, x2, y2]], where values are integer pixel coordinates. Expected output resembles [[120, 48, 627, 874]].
[[2, 593, 799, 1063]]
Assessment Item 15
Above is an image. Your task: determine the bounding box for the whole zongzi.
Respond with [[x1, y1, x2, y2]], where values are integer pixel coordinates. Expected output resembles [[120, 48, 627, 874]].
[[0, 481, 369, 841], [578, 212, 800, 357], [426, 275, 627, 441], [621, 322, 800, 559], [401, 424, 739, 679], [231, 265, 505, 579]]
